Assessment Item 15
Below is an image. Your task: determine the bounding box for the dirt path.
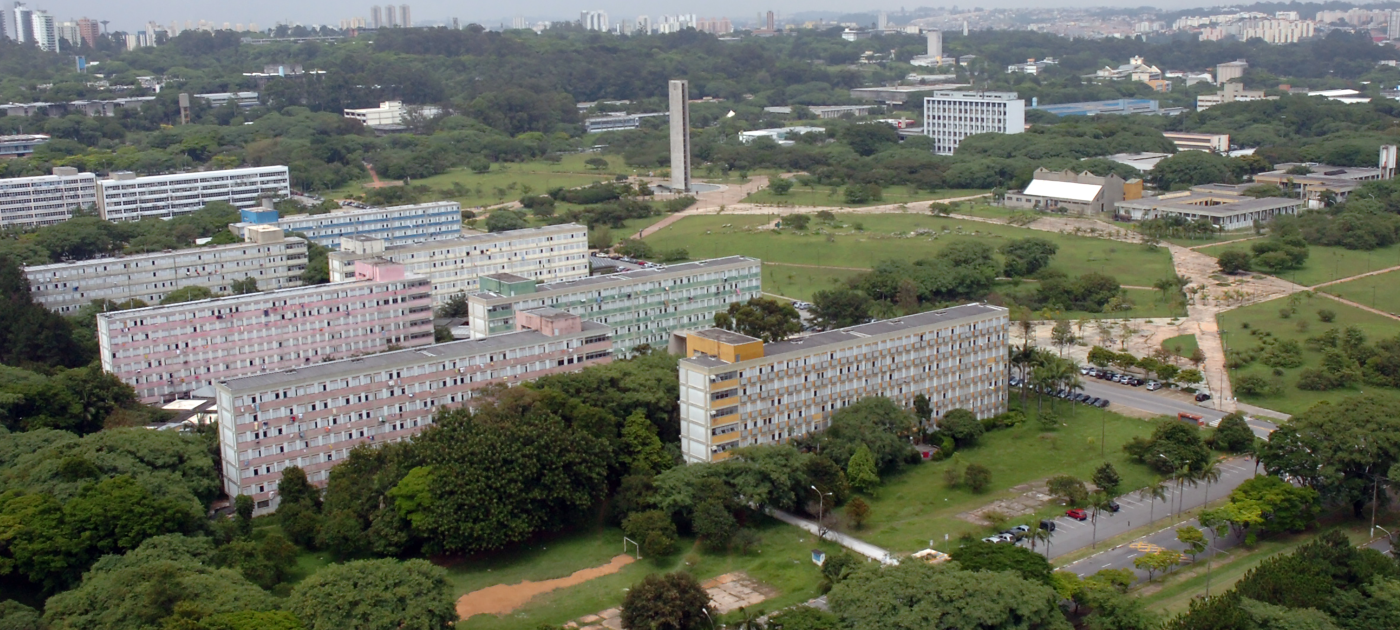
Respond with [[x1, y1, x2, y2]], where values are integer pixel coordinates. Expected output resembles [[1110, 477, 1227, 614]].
[[1311, 264, 1400, 289], [763, 261, 872, 272], [1319, 292, 1400, 321], [455, 554, 636, 620], [1187, 236, 1260, 250]]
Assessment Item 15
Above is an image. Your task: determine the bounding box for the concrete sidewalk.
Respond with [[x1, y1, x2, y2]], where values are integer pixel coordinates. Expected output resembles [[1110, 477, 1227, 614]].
[[768, 508, 898, 565]]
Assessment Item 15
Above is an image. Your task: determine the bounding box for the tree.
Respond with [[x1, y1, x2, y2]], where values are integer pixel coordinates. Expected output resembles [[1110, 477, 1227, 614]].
[[951, 540, 1054, 584], [1317, 308, 1336, 323], [693, 499, 737, 550], [1051, 320, 1076, 356], [589, 225, 615, 250], [1150, 151, 1236, 190], [1213, 413, 1255, 453], [1217, 250, 1252, 274], [484, 209, 528, 232], [1177, 369, 1204, 388], [1080, 587, 1158, 630], [821, 551, 861, 585], [585, 156, 610, 170], [160, 286, 215, 305], [827, 562, 1071, 630], [1048, 475, 1089, 507], [845, 496, 870, 528], [623, 510, 678, 557], [841, 122, 899, 157], [938, 408, 985, 446], [1001, 237, 1058, 277], [769, 177, 794, 195], [1177, 526, 1208, 560], [785, 213, 811, 230], [276, 466, 320, 510], [620, 572, 713, 630], [1092, 462, 1122, 498], [810, 288, 872, 330], [1123, 421, 1210, 475], [287, 558, 456, 630], [714, 297, 803, 342], [234, 495, 253, 537], [766, 606, 838, 630], [622, 410, 672, 476], [229, 277, 259, 294], [846, 444, 880, 494], [964, 463, 992, 493], [1256, 395, 1400, 517], [1133, 549, 1182, 581]]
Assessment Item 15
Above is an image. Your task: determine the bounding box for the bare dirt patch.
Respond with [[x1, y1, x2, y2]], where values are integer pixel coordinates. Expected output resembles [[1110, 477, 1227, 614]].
[[456, 554, 636, 620], [958, 482, 1056, 526]]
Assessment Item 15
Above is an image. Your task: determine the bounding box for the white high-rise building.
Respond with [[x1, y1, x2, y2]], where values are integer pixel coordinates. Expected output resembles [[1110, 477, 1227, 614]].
[[1390, 11, 1400, 40], [922, 91, 1025, 155], [400, 4, 410, 28], [877, 11, 888, 30], [384, 4, 397, 27], [370, 5, 382, 28], [12, 4, 32, 43], [926, 30, 942, 58], [30, 12, 56, 52], [581, 10, 608, 31], [96, 166, 291, 222], [0, 167, 98, 228]]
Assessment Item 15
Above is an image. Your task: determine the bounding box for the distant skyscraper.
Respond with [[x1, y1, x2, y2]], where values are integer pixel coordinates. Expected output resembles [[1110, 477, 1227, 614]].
[[962, 20, 968, 36], [13, 4, 33, 43], [452, 17, 459, 29], [30, 10, 54, 51], [0, 10, 6, 41], [77, 18, 98, 47], [400, 4, 410, 28], [1390, 10, 1400, 40], [668, 79, 691, 192], [581, 10, 608, 31], [766, 10, 774, 31], [511, 16, 526, 29], [370, 5, 381, 28], [877, 11, 887, 30], [926, 30, 941, 58], [384, 4, 397, 27]]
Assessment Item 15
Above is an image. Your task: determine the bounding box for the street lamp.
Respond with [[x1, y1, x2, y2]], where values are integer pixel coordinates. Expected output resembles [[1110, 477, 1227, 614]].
[[811, 485, 833, 539]]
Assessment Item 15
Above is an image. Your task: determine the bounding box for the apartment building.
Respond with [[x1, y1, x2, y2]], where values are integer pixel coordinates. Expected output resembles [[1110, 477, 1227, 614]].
[[213, 311, 614, 513], [464, 256, 762, 354], [230, 200, 462, 248], [675, 304, 1009, 463], [1163, 132, 1230, 154], [0, 167, 98, 228], [922, 91, 1025, 155], [0, 134, 49, 158], [24, 226, 307, 314], [97, 260, 433, 404], [328, 224, 589, 305], [97, 166, 291, 222]]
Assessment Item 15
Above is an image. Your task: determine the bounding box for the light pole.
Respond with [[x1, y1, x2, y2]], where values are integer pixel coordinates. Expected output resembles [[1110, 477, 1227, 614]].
[[811, 485, 832, 539]]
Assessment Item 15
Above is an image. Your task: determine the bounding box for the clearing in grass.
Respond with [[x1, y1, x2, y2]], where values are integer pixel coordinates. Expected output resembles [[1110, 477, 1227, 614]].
[[1161, 334, 1200, 360], [743, 185, 987, 208], [325, 154, 630, 206], [1197, 240, 1400, 287], [1319, 268, 1400, 315]]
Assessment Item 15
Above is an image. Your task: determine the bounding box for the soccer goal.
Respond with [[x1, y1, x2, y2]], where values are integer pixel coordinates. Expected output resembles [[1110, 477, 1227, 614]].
[[623, 536, 642, 560]]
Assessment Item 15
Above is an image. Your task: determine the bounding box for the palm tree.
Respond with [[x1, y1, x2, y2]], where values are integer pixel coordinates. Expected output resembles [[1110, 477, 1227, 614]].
[[1025, 523, 1053, 558], [1089, 490, 1113, 549], [1061, 360, 1084, 416], [1140, 480, 1169, 525], [1195, 460, 1223, 505], [1171, 464, 1196, 518], [1031, 363, 1057, 415], [1153, 277, 1179, 303], [1010, 344, 1037, 409]]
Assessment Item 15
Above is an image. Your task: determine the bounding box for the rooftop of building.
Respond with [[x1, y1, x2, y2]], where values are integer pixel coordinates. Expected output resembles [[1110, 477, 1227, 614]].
[[1019, 179, 1103, 203], [25, 236, 307, 272], [1257, 163, 1384, 182], [470, 256, 759, 302], [1118, 187, 1302, 216], [216, 320, 611, 393], [0, 134, 51, 142], [95, 270, 425, 322], [330, 223, 585, 258], [483, 272, 535, 284], [682, 303, 1006, 368], [520, 306, 574, 320], [272, 200, 459, 223]]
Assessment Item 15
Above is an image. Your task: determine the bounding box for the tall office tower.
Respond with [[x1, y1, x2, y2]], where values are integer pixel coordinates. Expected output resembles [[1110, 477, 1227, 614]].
[[511, 16, 526, 29], [1391, 11, 1400, 40], [668, 79, 691, 192], [1, 10, 6, 40], [580, 10, 608, 31], [77, 17, 98, 47], [370, 5, 381, 28], [926, 29, 941, 58], [922, 91, 1024, 155], [13, 3, 33, 43], [451, 17, 458, 29], [877, 11, 887, 30], [400, 4, 410, 27], [30, 10, 53, 51], [384, 4, 397, 27], [766, 10, 774, 31], [963, 20, 968, 36]]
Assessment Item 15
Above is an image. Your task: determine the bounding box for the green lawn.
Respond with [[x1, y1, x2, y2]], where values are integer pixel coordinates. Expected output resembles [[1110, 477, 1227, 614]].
[[1161, 334, 1199, 359], [1197, 241, 1400, 287], [1217, 294, 1400, 416], [1319, 268, 1400, 316], [457, 517, 841, 629], [1134, 530, 1322, 617], [743, 186, 987, 208], [1152, 231, 1258, 248], [760, 264, 868, 301], [325, 154, 629, 206], [645, 214, 1177, 288], [853, 402, 1161, 555]]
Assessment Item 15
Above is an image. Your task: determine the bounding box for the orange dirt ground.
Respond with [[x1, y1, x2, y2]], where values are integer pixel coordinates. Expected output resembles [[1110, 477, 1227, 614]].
[[455, 554, 636, 619]]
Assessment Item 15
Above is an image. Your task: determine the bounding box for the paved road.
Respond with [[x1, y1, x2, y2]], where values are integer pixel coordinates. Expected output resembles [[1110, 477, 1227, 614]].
[[768, 508, 898, 565], [1049, 457, 1260, 578], [1077, 379, 1278, 438]]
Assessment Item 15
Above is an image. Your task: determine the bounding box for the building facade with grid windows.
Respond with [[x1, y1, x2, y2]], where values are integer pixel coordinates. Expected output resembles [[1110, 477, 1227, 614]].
[[97, 166, 290, 222], [922, 91, 1025, 155], [675, 304, 1009, 463], [327, 224, 589, 305], [213, 312, 613, 513], [23, 226, 306, 314], [97, 260, 433, 404], [230, 200, 463, 248], [0, 167, 97, 228], [463, 256, 761, 354]]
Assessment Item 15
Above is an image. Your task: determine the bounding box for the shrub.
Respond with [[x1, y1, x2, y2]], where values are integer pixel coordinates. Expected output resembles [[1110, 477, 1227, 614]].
[[1235, 374, 1281, 397], [964, 464, 992, 493], [622, 510, 678, 557]]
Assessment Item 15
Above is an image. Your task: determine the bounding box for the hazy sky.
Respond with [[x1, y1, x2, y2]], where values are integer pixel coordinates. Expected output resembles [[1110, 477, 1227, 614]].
[[49, 1, 1234, 33]]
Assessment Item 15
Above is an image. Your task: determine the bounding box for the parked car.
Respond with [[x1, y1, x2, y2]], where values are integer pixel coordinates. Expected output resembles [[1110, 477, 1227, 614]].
[[1146, 381, 1163, 391], [1095, 398, 1110, 408], [1196, 393, 1212, 402], [995, 532, 1018, 543], [1129, 378, 1144, 387], [1106, 500, 1121, 513], [1011, 525, 1031, 534], [981, 536, 1001, 544], [1087, 397, 1102, 406], [1039, 520, 1057, 532], [1066, 508, 1088, 521], [1009, 377, 1022, 387], [1080, 366, 1092, 375]]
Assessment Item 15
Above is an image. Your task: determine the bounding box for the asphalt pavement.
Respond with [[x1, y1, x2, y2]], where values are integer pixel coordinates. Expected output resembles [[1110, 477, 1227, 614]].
[[1045, 456, 1260, 579], [1076, 378, 1278, 438]]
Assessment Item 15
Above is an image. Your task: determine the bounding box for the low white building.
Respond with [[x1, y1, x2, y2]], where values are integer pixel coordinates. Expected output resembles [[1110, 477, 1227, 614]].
[[1116, 184, 1303, 230], [738, 126, 827, 146], [343, 101, 443, 128]]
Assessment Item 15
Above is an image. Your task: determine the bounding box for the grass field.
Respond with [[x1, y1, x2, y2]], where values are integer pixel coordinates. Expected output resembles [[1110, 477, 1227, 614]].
[[325, 154, 629, 206], [743, 186, 987, 208], [1161, 334, 1199, 359], [1134, 530, 1320, 617], [1197, 240, 1400, 287], [644, 214, 1177, 289], [853, 402, 1161, 555], [455, 517, 841, 629], [1216, 294, 1400, 415], [1319, 268, 1400, 315]]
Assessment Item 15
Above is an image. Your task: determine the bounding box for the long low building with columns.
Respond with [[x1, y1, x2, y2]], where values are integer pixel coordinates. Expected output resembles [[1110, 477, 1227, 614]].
[[674, 303, 1009, 463], [1115, 184, 1303, 230], [213, 309, 613, 513]]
